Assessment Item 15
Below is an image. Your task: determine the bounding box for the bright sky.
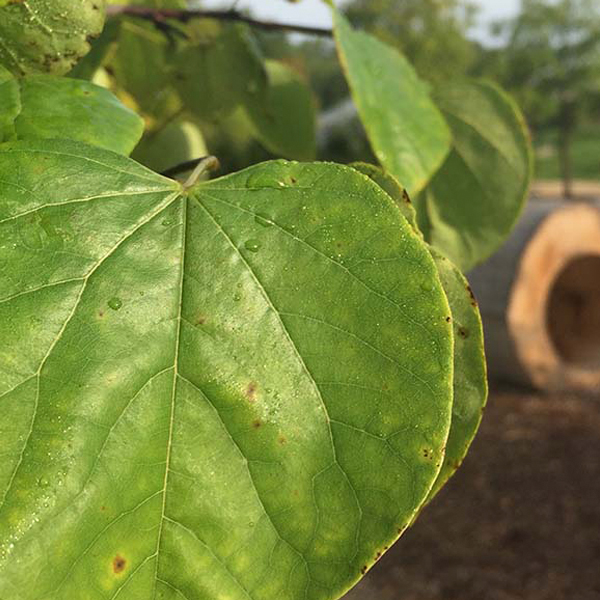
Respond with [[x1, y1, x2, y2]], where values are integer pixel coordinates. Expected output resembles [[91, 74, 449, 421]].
[[201, 0, 523, 43]]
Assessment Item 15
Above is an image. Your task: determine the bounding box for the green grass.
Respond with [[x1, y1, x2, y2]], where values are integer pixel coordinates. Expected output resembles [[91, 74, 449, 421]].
[[534, 123, 600, 181]]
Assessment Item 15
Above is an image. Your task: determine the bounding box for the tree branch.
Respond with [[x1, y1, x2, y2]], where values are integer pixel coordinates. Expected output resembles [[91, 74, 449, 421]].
[[106, 5, 333, 38]]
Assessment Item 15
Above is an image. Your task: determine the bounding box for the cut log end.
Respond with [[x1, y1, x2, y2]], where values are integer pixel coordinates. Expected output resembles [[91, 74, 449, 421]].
[[471, 201, 600, 393]]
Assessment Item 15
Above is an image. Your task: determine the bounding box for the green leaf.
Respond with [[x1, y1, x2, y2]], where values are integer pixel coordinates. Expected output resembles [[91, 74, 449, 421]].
[[332, 8, 451, 196], [0, 0, 106, 76], [132, 118, 208, 173], [349, 162, 419, 232], [349, 163, 487, 505], [108, 19, 181, 124], [0, 72, 143, 155], [244, 60, 317, 161], [174, 23, 267, 123], [416, 80, 533, 271], [425, 249, 487, 502], [0, 140, 454, 599]]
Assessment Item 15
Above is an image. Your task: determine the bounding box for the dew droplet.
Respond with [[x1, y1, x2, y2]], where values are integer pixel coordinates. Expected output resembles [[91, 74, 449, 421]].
[[246, 171, 286, 190], [254, 213, 273, 228], [244, 239, 261, 253], [108, 297, 123, 311]]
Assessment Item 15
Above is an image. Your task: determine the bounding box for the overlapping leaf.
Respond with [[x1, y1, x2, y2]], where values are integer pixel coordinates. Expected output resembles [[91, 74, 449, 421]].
[[0, 140, 455, 599], [416, 80, 533, 271], [0, 0, 105, 76], [0, 69, 143, 155], [350, 163, 487, 504]]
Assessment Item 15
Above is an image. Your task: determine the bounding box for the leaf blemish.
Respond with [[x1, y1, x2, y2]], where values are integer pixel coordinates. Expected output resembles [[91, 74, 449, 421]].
[[252, 420, 262, 429], [245, 382, 257, 401], [466, 285, 478, 307], [112, 555, 126, 574], [196, 315, 207, 326]]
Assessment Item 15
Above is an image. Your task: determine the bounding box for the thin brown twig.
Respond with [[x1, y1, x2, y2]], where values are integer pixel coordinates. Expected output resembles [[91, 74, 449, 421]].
[[106, 5, 333, 37]]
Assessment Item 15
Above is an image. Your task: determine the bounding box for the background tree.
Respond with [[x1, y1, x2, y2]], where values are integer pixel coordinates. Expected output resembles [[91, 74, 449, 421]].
[[483, 0, 600, 198]]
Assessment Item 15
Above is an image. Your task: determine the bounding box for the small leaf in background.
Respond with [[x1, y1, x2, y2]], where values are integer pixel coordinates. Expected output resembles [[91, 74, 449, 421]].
[[174, 23, 267, 123], [108, 18, 182, 125], [332, 7, 451, 196], [353, 163, 488, 507], [0, 0, 106, 76], [0, 141, 454, 599], [416, 80, 533, 271], [244, 60, 317, 161], [132, 118, 208, 173], [1, 74, 143, 155]]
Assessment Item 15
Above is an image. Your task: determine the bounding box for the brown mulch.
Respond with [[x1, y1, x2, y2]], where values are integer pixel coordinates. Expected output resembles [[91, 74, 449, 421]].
[[344, 387, 600, 600]]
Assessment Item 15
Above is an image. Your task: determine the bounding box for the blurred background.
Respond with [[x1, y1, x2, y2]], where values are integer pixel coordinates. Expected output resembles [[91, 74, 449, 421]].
[[195, 1, 599, 598]]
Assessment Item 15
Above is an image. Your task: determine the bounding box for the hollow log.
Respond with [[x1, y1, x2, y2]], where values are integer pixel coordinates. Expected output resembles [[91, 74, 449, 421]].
[[468, 200, 600, 392]]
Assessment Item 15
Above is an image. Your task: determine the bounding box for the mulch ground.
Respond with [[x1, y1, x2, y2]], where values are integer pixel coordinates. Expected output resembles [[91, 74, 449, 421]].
[[344, 386, 600, 600]]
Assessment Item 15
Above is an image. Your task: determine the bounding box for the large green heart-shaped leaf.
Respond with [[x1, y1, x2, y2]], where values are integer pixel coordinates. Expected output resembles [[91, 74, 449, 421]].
[[332, 8, 451, 196], [244, 60, 317, 161], [0, 0, 106, 76], [0, 73, 143, 155], [0, 140, 454, 599], [416, 80, 533, 271], [349, 163, 487, 504]]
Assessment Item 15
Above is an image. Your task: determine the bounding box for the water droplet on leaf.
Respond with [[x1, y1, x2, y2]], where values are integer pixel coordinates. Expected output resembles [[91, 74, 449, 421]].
[[108, 297, 123, 311], [244, 239, 261, 253]]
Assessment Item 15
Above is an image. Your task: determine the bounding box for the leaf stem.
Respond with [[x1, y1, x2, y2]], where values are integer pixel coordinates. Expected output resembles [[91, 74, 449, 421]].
[[106, 5, 333, 38], [176, 156, 221, 189]]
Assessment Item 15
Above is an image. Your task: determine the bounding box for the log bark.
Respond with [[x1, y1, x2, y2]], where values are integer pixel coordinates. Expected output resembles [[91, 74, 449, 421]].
[[468, 199, 600, 392]]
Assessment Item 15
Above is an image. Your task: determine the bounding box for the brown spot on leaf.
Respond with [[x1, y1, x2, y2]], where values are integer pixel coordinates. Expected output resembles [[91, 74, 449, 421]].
[[445, 316, 452, 323], [361, 565, 368, 575], [402, 190, 412, 204], [278, 435, 287, 445], [252, 420, 262, 429], [113, 555, 126, 574], [458, 326, 470, 339], [466, 285, 478, 307], [100, 505, 106, 511], [98, 311, 104, 317], [245, 382, 257, 401], [195, 315, 206, 326]]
